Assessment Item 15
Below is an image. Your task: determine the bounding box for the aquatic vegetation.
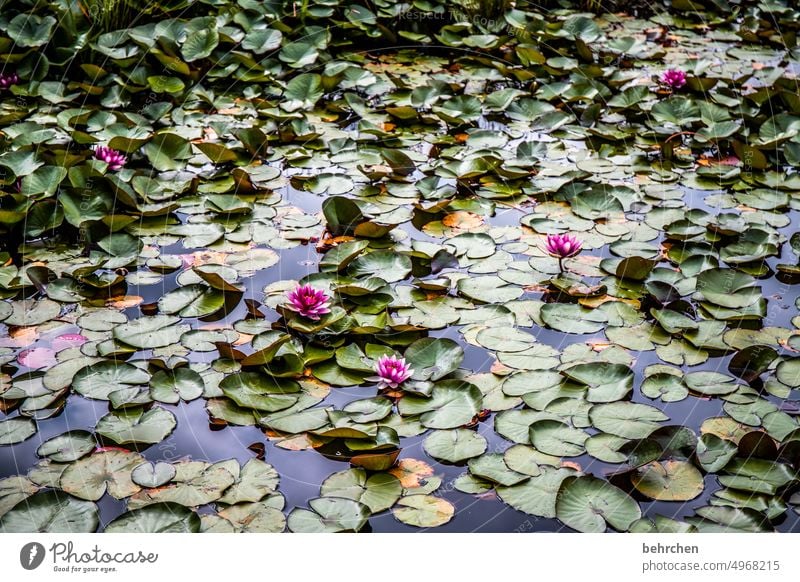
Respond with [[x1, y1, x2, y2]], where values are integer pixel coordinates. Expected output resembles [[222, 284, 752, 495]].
[[368, 355, 414, 389], [0, 0, 799, 535], [661, 69, 688, 90], [545, 233, 583, 271], [0, 72, 18, 90], [285, 284, 332, 320]]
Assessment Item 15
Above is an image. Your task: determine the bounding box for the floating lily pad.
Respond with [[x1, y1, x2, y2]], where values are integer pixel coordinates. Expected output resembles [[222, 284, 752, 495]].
[[0, 490, 98, 533], [423, 429, 487, 463], [631, 460, 704, 501], [95, 407, 177, 445], [0, 417, 37, 445], [398, 380, 482, 429], [393, 495, 455, 528], [104, 503, 200, 533], [556, 476, 641, 533], [60, 450, 144, 501], [132, 462, 177, 488], [321, 469, 401, 513], [288, 497, 370, 533]]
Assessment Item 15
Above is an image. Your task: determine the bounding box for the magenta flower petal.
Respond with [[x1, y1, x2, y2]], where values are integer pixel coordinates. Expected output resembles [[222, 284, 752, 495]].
[[285, 284, 332, 320], [0, 72, 19, 90], [372, 355, 413, 389], [545, 233, 582, 259], [661, 69, 687, 90], [93, 146, 127, 171]]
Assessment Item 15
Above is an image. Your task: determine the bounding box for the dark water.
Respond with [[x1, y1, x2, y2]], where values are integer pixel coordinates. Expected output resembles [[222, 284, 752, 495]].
[[1, 180, 799, 532]]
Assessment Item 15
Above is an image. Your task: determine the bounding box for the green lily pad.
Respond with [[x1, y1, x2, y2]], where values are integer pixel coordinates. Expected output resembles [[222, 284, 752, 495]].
[[60, 450, 144, 501], [397, 380, 482, 429], [0, 490, 98, 533], [132, 462, 177, 488], [288, 497, 370, 533], [393, 495, 455, 528], [589, 402, 669, 439], [423, 429, 487, 463], [321, 469, 401, 513], [404, 338, 464, 381], [556, 475, 641, 533], [95, 407, 177, 445], [0, 417, 37, 445], [105, 503, 200, 533], [631, 460, 704, 501]]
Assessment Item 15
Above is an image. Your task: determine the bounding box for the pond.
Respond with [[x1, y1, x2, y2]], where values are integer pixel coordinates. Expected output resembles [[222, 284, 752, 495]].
[[1, 0, 800, 533]]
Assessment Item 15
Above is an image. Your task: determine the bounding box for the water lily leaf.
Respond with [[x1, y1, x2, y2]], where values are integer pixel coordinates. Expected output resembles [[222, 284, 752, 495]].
[[113, 315, 188, 349], [157, 285, 226, 318], [105, 503, 200, 533], [132, 462, 176, 488], [561, 363, 633, 403], [694, 268, 761, 309], [393, 495, 455, 528], [348, 251, 411, 282], [397, 380, 482, 429], [219, 373, 299, 412], [423, 429, 487, 463], [7, 13, 56, 47], [73, 361, 150, 400], [0, 476, 39, 518], [777, 359, 800, 388], [217, 501, 286, 533], [284, 73, 324, 108], [433, 95, 482, 125], [631, 460, 704, 501], [556, 475, 641, 533], [321, 468, 401, 513], [529, 419, 588, 457], [684, 371, 741, 396], [182, 27, 218, 61], [696, 433, 737, 473], [128, 462, 236, 509], [60, 450, 144, 501], [468, 453, 528, 486], [37, 430, 95, 462], [641, 373, 688, 403], [688, 506, 772, 533], [589, 402, 668, 439], [149, 368, 204, 404], [0, 490, 98, 533], [95, 407, 177, 445], [718, 458, 795, 495], [0, 417, 36, 445], [496, 467, 575, 518], [4, 299, 61, 327], [218, 459, 279, 505], [342, 397, 392, 423], [404, 338, 464, 381], [288, 497, 370, 533], [541, 304, 608, 334], [458, 276, 523, 303]]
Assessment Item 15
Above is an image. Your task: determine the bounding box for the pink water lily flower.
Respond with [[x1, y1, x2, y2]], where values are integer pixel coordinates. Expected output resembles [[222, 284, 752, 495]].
[[285, 284, 331, 320], [545, 233, 582, 272], [0, 72, 19, 90], [93, 146, 127, 170], [546, 233, 582, 259], [661, 69, 687, 90], [368, 355, 414, 389]]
